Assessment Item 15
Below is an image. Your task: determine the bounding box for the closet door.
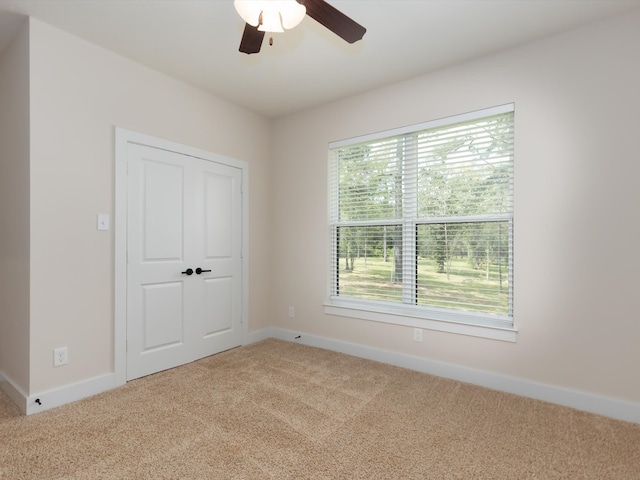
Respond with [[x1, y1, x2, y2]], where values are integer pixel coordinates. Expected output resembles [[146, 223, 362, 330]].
[[126, 143, 242, 380]]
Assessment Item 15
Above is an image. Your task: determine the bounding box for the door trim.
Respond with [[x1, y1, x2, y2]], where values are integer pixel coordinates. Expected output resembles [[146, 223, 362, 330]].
[[114, 128, 249, 387]]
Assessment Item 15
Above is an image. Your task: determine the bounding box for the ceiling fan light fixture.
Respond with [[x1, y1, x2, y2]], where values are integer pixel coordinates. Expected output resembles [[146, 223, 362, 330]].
[[237, 0, 366, 55], [234, 0, 306, 32]]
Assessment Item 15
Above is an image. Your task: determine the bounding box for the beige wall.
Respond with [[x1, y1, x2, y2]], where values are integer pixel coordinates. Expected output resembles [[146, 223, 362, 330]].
[[272, 11, 640, 404], [0, 20, 30, 394], [27, 18, 272, 394]]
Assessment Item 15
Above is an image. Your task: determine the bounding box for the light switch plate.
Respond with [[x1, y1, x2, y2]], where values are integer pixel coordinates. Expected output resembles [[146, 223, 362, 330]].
[[97, 214, 110, 231]]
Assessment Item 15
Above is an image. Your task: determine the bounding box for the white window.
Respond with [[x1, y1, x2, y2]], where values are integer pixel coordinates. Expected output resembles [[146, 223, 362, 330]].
[[325, 104, 516, 341]]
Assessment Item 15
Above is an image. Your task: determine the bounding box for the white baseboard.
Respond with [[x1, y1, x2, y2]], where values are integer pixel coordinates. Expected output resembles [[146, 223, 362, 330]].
[[5, 330, 638, 422], [26, 373, 116, 415], [0, 371, 116, 416], [251, 327, 640, 424], [0, 371, 28, 413], [245, 328, 274, 344]]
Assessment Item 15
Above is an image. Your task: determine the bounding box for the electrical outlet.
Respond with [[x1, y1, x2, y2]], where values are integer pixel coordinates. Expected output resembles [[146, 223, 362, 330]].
[[413, 328, 423, 342], [288, 306, 295, 318], [54, 347, 68, 367]]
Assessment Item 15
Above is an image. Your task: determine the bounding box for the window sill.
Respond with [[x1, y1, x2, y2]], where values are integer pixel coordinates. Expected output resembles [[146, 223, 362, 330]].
[[323, 300, 517, 342]]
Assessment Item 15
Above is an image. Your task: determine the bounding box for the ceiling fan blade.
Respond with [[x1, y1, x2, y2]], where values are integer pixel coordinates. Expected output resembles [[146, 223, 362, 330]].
[[239, 23, 265, 54], [299, 0, 366, 44]]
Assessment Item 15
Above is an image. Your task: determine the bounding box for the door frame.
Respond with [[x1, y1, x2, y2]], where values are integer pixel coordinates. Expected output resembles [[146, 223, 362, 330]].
[[114, 128, 249, 388]]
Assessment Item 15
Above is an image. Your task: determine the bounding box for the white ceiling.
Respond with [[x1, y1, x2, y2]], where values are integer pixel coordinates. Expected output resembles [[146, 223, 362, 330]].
[[1, 0, 639, 118]]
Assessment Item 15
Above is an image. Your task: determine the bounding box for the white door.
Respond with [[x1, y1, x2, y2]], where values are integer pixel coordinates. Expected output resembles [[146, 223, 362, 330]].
[[126, 143, 242, 380]]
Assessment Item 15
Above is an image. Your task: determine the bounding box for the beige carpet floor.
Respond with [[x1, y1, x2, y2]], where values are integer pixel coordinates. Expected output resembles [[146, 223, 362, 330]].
[[1, 338, 639, 479]]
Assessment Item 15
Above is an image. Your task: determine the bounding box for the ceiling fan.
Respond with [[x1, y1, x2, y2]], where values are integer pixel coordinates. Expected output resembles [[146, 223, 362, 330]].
[[234, 0, 367, 54]]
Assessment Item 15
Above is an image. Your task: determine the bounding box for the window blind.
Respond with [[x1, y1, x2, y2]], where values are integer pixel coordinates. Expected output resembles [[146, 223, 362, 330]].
[[329, 105, 514, 328]]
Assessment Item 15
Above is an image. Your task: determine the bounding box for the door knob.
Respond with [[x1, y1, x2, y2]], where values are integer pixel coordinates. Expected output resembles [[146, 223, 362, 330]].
[[195, 268, 211, 275], [181, 268, 194, 276]]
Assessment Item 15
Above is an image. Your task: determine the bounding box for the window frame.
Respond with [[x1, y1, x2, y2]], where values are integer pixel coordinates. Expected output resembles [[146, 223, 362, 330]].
[[324, 104, 517, 342]]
